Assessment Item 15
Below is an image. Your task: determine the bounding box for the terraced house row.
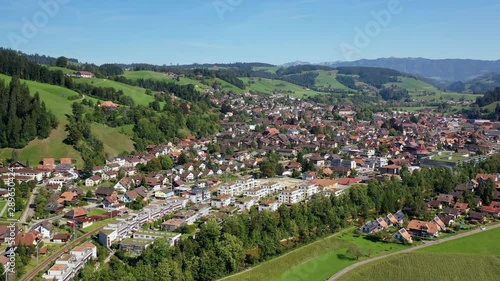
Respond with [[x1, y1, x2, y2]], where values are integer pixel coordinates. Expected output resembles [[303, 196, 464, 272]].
[[42, 242, 97, 281]]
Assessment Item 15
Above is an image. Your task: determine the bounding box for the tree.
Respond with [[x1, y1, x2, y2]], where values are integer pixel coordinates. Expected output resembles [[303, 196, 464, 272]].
[[346, 245, 363, 260], [85, 190, 94, 198], [296, 151, 304, 165], [55, 56, 68, 68], [159, 155, 174, 170], [177, 153, 188, 165], [145, 158, 162, 172]]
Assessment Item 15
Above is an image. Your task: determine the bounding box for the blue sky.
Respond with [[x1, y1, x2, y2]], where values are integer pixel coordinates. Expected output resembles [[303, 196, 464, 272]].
[[1, 0, 499, 65]]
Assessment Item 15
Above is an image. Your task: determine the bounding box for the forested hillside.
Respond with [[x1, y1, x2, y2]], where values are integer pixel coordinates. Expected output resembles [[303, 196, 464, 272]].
[[0, 77, 57, 148]]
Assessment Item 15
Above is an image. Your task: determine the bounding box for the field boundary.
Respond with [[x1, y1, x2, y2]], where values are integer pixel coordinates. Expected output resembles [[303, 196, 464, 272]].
[[328, 223, 500, 281], [218, 227, 355, 281]]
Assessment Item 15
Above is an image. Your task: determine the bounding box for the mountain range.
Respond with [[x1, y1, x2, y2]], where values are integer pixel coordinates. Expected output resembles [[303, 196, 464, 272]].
[[285, 58, 500, 83]]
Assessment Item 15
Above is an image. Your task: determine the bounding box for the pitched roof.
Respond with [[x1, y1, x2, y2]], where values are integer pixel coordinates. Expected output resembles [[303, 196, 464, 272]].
[[65, 207, 87, 218], [407, 220, 439, 234], [15, 231, 39, 246]]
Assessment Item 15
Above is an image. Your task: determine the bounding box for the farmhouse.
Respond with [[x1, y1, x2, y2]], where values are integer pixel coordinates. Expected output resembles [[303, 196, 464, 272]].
[[75, 71, 94, 78]]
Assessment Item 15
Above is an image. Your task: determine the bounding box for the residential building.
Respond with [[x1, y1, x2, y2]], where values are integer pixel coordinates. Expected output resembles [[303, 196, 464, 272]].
[[278, 188, 304, 204]]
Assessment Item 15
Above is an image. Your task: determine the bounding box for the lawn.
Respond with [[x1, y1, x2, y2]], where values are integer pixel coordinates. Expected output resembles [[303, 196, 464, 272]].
[[239, 77, 324, 98], [338, 227, 500, 281], [73, 77, 155, 106], [87, 208, 107, 216], [80, 218, 118, 234], [222, 228, 407, 281]]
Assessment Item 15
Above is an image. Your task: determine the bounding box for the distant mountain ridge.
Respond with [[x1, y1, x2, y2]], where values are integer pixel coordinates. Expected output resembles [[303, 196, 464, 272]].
[[287, 58, 500, 83]]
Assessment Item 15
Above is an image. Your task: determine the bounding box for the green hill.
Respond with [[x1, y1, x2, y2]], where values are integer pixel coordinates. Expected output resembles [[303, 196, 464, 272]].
[[253, 66, 280, 73], [0, 73, 80, 119], [74, 77, 155, 106], [0, 74, 134, 167], [122, 70, 211, 91], [310, 70, 352, 91], [386, 77, 478, 102], [48, 66, 76, 74], [240, 77, 323, 97]]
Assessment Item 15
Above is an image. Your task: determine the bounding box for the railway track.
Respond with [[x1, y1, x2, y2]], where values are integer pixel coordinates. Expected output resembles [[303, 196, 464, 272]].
[[20, 226, 104, 281]]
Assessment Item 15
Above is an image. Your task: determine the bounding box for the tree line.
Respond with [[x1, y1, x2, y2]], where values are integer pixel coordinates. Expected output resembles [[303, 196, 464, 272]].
[[0, 77, 57, 148], [337, 67, 401, 89], [64, 102, 106, 175], [75, 154, 500, 281], [475, 87, 500, 107]]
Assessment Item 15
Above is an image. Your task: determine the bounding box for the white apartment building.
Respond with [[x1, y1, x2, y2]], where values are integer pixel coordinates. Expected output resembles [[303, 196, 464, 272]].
[[279, 188, 304, 204]]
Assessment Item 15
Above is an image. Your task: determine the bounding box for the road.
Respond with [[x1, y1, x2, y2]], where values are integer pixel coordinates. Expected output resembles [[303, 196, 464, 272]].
[[20, 226, 105, 281], [328, 223, 500, 281], [19, 186, 39, 223]]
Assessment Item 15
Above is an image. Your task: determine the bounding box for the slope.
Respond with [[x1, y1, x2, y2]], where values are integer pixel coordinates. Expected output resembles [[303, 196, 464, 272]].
[[239, 77, 324, 97], [386, 77, 478, 102], [338, 227, 500, 281], [311, 70, 352, 91], [73, 77, 155, 106], [122, 70, 212, 91], [0, 74, 135, 167]]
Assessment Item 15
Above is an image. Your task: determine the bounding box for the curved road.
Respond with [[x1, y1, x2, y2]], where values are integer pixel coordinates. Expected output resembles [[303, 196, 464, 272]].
[[328, 223, 500, 281], [20, 226, 105, 281]]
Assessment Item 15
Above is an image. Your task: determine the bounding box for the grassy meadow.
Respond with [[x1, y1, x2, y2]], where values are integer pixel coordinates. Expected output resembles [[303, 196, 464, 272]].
[[222, 229, 407, 281], [240, 77, 323, 97], [73, 77, 155, 106], [338, 227, 500, 281], [0, 73, 134, 167], [122, 70, 212, 91]]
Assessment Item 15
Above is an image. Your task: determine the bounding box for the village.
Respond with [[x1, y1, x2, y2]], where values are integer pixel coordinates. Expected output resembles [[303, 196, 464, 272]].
[[1, 94, 500, 281]]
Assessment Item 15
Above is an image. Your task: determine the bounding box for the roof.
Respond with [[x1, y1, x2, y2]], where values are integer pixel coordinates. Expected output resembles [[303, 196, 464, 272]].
[[407, 220, 439, 234], [65, 207, 88, 218], [163, 219, 185, 226], [95, 186, 114, 196], [0, 256, 9, 265], [52, 233, 71, 239], [397, 228, 412, 241], [15, 232, 39, 246], [453, 202, 469, 210], [49, 264, 67, 271], [39, 220, 54, 231]]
